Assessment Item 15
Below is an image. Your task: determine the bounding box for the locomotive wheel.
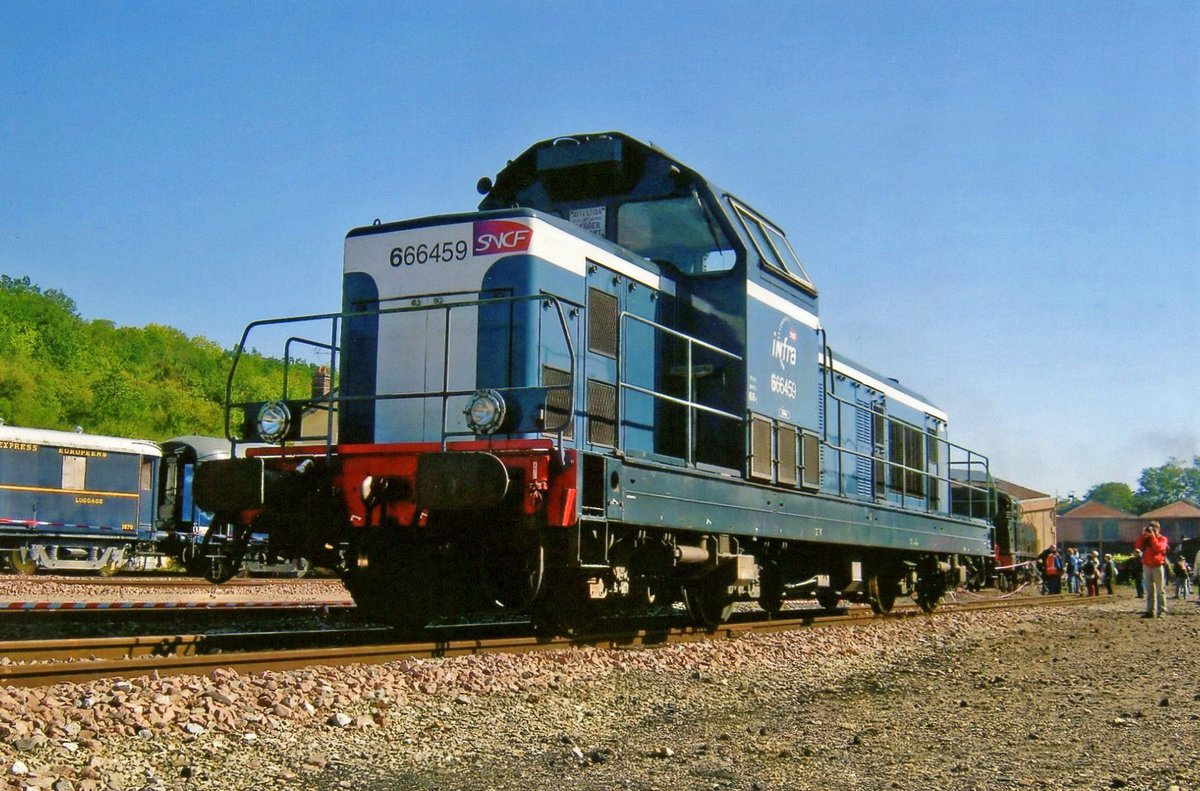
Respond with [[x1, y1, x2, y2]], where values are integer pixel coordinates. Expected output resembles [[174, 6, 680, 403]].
[[913, 574, 943, 613], [683, 579, 735, 629], [532, 572, 598, 637], [913, 557, 945, 613], [343, 530, 440, 634], [914, 588, 941, 613], [8, 550, 36, 576], [866, 574, 899, 615], [489, 544, 544, 612], [199, 514, 252, 584]]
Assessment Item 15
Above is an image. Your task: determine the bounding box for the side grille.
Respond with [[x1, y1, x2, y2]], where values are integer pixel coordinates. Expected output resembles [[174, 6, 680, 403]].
[[587, 379, 617, 447], [749, 417, 773, 481], [776, 424, 799, 486], [542, 365, 574, 439], [588, 288, 619, 358], [802, 432, 822, 489]]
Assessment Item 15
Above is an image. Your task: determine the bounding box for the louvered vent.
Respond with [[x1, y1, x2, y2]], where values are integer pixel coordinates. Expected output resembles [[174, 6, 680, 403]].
[[777, 424, 798, 487], [587, 380, 617, 447], [855, 402, 874, 498], [802, 432, 821, 489], [542, 365, 574, 439], [588, 288, 619, 358], [750, 417, 773, 481]]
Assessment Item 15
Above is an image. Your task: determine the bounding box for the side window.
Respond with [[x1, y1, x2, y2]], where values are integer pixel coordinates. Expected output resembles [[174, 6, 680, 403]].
[[62, 455, 86, 490], [730, 200, 815, 293], [140, 458, 154, 491]]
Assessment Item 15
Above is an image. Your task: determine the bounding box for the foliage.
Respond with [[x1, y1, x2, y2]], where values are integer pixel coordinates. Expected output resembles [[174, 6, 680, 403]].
[[1135, 456, 1200, 512], [0, 275, 307, 441], [1081, 482, 1137, 513]]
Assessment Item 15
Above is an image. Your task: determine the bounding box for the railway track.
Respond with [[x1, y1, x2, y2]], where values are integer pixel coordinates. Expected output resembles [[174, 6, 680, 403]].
[[0, 592, 1088, 689]]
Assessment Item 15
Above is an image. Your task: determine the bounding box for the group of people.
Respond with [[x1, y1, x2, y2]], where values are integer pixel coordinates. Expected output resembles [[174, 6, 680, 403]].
[[1038, 521, 1195, 619], [1041, 546, 1118, 596]]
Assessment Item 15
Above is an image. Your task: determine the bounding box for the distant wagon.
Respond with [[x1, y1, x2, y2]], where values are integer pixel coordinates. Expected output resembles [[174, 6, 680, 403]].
[[0, 424, 161, 574]]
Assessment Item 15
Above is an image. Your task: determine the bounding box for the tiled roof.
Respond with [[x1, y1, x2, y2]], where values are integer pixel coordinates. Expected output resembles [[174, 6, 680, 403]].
[[1141, 499, 1200, 518], [992, 478, 1053, 502], [1058, 500, 1136, 518]]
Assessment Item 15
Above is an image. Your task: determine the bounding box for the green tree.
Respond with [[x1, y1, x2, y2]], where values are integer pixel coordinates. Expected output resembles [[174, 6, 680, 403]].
[[1082, 482, 1136, 513], [1135, 457, 1200, 512], [0, 275, 302, 441]]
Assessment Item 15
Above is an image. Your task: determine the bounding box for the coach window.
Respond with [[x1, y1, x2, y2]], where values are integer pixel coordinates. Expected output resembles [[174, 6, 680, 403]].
[[730, 199, 815, 294]]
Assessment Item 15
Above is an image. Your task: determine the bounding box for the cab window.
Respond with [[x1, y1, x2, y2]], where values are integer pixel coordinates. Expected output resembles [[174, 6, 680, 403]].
[[617, 196, 737, 275], [730, 199, 815, 292]]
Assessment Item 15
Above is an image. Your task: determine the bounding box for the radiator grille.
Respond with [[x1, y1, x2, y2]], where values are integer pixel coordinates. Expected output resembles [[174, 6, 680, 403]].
[[587, 379, 617, 447], [777, 424, 798, 486], [542, 365, 574, 439], [750, 417, 773, 481], [588, 288, 619, 358], [855, 401, 874, 498], [802, 432, 822, 489]]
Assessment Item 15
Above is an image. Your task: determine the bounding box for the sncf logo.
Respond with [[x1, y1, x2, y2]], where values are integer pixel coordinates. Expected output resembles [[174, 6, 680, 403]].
[[473, 220, 532, 255]]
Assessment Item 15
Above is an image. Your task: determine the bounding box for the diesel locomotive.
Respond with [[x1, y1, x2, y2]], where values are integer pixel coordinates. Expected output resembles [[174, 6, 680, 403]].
[[194, 132, 998, 631]]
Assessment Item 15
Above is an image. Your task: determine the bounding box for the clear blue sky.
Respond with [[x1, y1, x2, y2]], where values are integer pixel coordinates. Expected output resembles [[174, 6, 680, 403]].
[[2, 1, 1197, 499]]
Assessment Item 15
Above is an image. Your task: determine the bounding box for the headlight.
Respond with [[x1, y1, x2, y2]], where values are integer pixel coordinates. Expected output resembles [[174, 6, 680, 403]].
[[464, 389, 506, 434], [256, 400, 292, 443]]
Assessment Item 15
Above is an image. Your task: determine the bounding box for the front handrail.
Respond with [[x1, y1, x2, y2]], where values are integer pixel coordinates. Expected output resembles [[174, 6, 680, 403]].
[[222, 292, 577, 455]]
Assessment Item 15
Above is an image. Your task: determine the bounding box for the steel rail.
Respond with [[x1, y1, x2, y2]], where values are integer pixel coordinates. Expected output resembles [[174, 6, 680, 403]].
[[0, 593, 1091, 689]]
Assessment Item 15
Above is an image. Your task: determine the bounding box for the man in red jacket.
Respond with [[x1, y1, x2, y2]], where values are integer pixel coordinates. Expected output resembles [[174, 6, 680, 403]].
[[1135, 521, 1170, 618]]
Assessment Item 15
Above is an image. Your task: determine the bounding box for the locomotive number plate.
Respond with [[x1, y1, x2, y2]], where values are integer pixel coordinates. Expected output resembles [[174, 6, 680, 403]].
[[389, 239, 470, 267]]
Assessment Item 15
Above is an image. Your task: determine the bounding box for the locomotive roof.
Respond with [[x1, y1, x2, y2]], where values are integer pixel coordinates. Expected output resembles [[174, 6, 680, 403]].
[[823, 349, 945, 420], [477, 132, 816, 293], [0, 424, 161, 456], [481, 131, 704, 192]]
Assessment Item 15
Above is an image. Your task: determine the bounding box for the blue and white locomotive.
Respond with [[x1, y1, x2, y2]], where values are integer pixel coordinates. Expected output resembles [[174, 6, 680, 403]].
[[195, 132, 996, 630]]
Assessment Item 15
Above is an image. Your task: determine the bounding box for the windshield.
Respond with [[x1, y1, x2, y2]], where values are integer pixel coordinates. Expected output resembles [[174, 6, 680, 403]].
[[617, 196, 737, 275]]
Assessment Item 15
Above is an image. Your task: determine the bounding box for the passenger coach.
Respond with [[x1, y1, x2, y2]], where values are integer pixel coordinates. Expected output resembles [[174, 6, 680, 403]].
[[0, 424, 160, 574]]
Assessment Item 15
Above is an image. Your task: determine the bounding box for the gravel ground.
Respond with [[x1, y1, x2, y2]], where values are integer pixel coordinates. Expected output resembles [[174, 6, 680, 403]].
[[0, 588, 1196, 791]]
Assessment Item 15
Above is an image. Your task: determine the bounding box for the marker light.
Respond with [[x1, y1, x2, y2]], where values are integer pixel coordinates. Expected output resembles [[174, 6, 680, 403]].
[[464, 389, 506, 434]]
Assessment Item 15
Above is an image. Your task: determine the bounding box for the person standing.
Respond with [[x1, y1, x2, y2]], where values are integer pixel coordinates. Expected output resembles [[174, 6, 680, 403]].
[[1101, 553, 1119, 596], [1043, 548, 1062, 595], [1123, 549, 1144, 597], [1135, 522, 1170, 618], [1064, 548, 1082, 595], [1082, 551, 1100, 597], [1173, 554, 1191, 599]]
